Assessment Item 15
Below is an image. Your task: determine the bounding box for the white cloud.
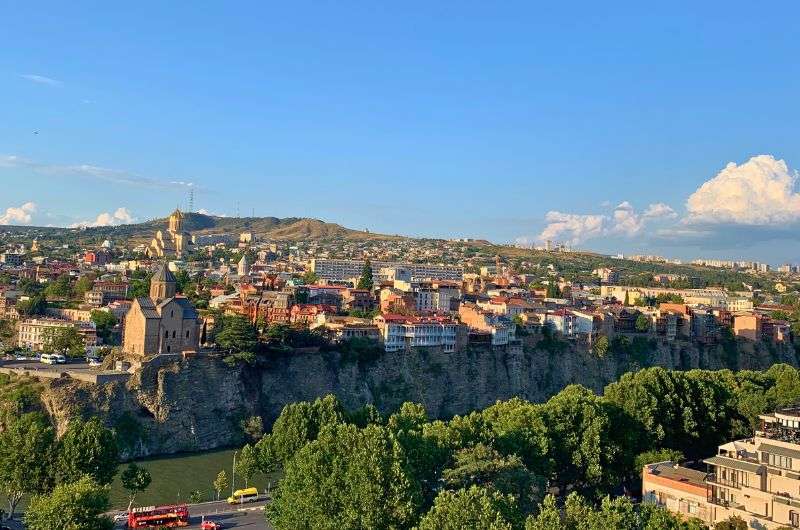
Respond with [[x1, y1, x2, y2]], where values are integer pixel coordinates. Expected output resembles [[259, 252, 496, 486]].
[[0, 202, 37, 225], [0, 154, 199, 190], [19, 74, 62, 86], [537, 211, 608, 245], [70, 207, 135, 228], [197, 208, 229, 217], [643, 202, 678, 219], [535, 201, 680, 246], [610, 201, 644, 236], [686, 155, 800, 225]]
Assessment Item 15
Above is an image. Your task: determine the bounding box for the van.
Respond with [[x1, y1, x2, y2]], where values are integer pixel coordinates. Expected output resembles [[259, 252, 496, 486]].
[[226, 487, 259, 505], [40, 354, 55, 365]]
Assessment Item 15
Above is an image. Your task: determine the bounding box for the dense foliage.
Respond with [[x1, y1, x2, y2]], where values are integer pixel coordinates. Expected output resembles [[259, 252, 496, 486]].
[[257, 363, 800, 529]]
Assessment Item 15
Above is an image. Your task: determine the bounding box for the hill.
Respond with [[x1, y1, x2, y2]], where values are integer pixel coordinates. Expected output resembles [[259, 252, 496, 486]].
[[0, 212, 406, 245]]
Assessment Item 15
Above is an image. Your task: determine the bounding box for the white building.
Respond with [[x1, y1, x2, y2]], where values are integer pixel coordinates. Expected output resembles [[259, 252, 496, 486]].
[[373, 314, 458, 353]]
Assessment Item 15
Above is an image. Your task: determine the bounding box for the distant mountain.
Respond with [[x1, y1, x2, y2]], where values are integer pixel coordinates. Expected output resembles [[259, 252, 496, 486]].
[[0, 212, 405, 244]]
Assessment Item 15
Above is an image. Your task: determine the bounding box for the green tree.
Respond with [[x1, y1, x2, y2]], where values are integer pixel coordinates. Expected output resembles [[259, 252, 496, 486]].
[[443, 444, 542, 512], [635, 314, 651, 332], [592, 336, 610, 358], [57, 417, 119, 485], [417, 485, 519, 530], [235, 444, 259, 488], [545, 283, 561, 298], [216, 315, 258, 354], [257, 395, 346, 468], [0, 412, 56, 517], [301, 271, 319, 285], [120, 463, 151, 512], [91, 310, 118, 344], [25, 476, 113, 530], [267, 423, 421, 530], [525, 494, 561, 530], [356, 259, 374, 291], [16, 292, 46, 316], [189, 489, 204, 503], [213, 470, 229, 501], [74, 275, 95, 298], [43, 326, 86, 357], [241, 415, 264, 442], [714, 515, 747, 530], [44, 274, 72, 300]]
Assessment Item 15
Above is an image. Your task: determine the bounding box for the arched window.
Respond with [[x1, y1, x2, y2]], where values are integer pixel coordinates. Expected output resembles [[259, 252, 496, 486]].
[[171, 310, 174, 318], [172, 330, 176, 338], [164, 330, 168, 338], [186, 330, 190, 338]]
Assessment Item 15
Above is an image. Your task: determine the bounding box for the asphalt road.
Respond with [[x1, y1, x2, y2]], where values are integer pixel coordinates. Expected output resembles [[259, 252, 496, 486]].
[[110, 499, 272, 530]]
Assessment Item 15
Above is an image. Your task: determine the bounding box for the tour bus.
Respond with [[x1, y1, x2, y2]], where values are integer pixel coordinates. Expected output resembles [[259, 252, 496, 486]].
[[128, 504, 190, 528], [226, 487, 259, 504]]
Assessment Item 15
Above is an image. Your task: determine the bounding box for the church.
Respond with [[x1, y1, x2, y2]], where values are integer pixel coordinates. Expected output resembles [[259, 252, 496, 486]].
[[146, 208, 193, 259], [123, 263, 202, 357]]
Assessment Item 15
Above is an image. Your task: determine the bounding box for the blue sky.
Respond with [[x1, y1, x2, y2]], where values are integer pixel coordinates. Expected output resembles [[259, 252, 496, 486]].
[[2, 2, 800, 262]]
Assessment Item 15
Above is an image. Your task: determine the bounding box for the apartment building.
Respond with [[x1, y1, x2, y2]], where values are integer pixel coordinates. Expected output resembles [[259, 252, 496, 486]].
[[17, 318, 97, 351], [600, 286, 753, 312], [643, 408, 800, 528], [458, 302, 514, 346], [311, 258, 463, 282], [373, 314, 458, 352]]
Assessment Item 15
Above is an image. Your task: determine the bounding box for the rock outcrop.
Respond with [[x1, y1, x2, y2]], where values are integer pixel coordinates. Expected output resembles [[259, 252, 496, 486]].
[[39, 337, 799, 459]]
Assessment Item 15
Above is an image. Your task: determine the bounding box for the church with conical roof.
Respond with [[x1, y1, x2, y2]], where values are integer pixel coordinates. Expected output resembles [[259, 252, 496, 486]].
[[146, 208, 193, 259], [122, 263, 201, 357]]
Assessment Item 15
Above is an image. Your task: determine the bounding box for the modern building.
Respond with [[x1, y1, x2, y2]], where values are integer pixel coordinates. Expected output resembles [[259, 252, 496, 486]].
[[311, 258, 463, 282], [643, 408, 800, 528]]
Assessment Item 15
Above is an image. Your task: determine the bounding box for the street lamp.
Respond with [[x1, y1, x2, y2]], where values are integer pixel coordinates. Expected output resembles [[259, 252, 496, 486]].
[[231, 450, 238, 498]]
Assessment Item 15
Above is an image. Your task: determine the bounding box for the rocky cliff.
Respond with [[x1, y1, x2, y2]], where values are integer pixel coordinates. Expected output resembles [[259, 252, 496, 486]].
[[39, 337, 799, 459]]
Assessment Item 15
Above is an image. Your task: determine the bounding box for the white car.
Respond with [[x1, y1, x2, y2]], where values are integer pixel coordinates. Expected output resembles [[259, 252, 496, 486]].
[[113, 512, 128, 523], [88, 358, 102, 367]]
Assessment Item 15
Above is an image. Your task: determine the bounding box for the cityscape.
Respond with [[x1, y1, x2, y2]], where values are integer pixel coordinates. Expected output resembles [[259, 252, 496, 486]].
[[4, 2, 800, 530]]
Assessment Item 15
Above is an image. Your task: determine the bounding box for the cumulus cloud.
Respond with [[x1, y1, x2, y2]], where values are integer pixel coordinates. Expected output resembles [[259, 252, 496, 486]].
[[643, 202, 678, 219], [686, 155, 800, 225], [70, 207, 135, 228], [538, 211, 607, 245], [535, 200, 678, 245], [0, 154, 199, 190], [0, 202, 37, 225], [610, 201, 644, 236]]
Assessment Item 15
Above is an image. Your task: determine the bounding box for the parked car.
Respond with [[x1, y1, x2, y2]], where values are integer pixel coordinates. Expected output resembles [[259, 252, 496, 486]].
[[201, 521, 224, 530], [112, 512, 128, 523], [88, 358, 102, 367]]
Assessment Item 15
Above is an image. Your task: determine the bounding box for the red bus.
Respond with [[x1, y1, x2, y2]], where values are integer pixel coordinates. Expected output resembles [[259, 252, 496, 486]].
[[128, 504, 190, 528]]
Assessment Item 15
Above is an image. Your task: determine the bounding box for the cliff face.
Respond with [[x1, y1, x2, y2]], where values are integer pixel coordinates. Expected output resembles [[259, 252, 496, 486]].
[[40, 338, 799, 459]]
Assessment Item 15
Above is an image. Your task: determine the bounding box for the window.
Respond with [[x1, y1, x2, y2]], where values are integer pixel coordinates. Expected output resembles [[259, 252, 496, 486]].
[[186, 330, 190, 338], [164, 330, 168, 338], [790, 510, 799, 527], [172, 330, 176, 338]]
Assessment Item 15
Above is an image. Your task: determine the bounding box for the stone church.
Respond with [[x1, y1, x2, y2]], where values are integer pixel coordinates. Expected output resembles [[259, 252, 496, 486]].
[[146, 208, 193, 259], [123, 263, 201, 357]]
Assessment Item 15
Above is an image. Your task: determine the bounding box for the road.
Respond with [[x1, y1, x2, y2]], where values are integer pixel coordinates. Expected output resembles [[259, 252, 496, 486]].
[[110, 499, 273, 530]]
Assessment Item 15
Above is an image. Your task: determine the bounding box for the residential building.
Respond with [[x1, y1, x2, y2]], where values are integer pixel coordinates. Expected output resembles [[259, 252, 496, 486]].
[[373, 314, 458, 352], [17, 318, 97, 351], [311, 258, 463, 282], [643, 408, 800, 528], [458, 302, 514, 346]]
